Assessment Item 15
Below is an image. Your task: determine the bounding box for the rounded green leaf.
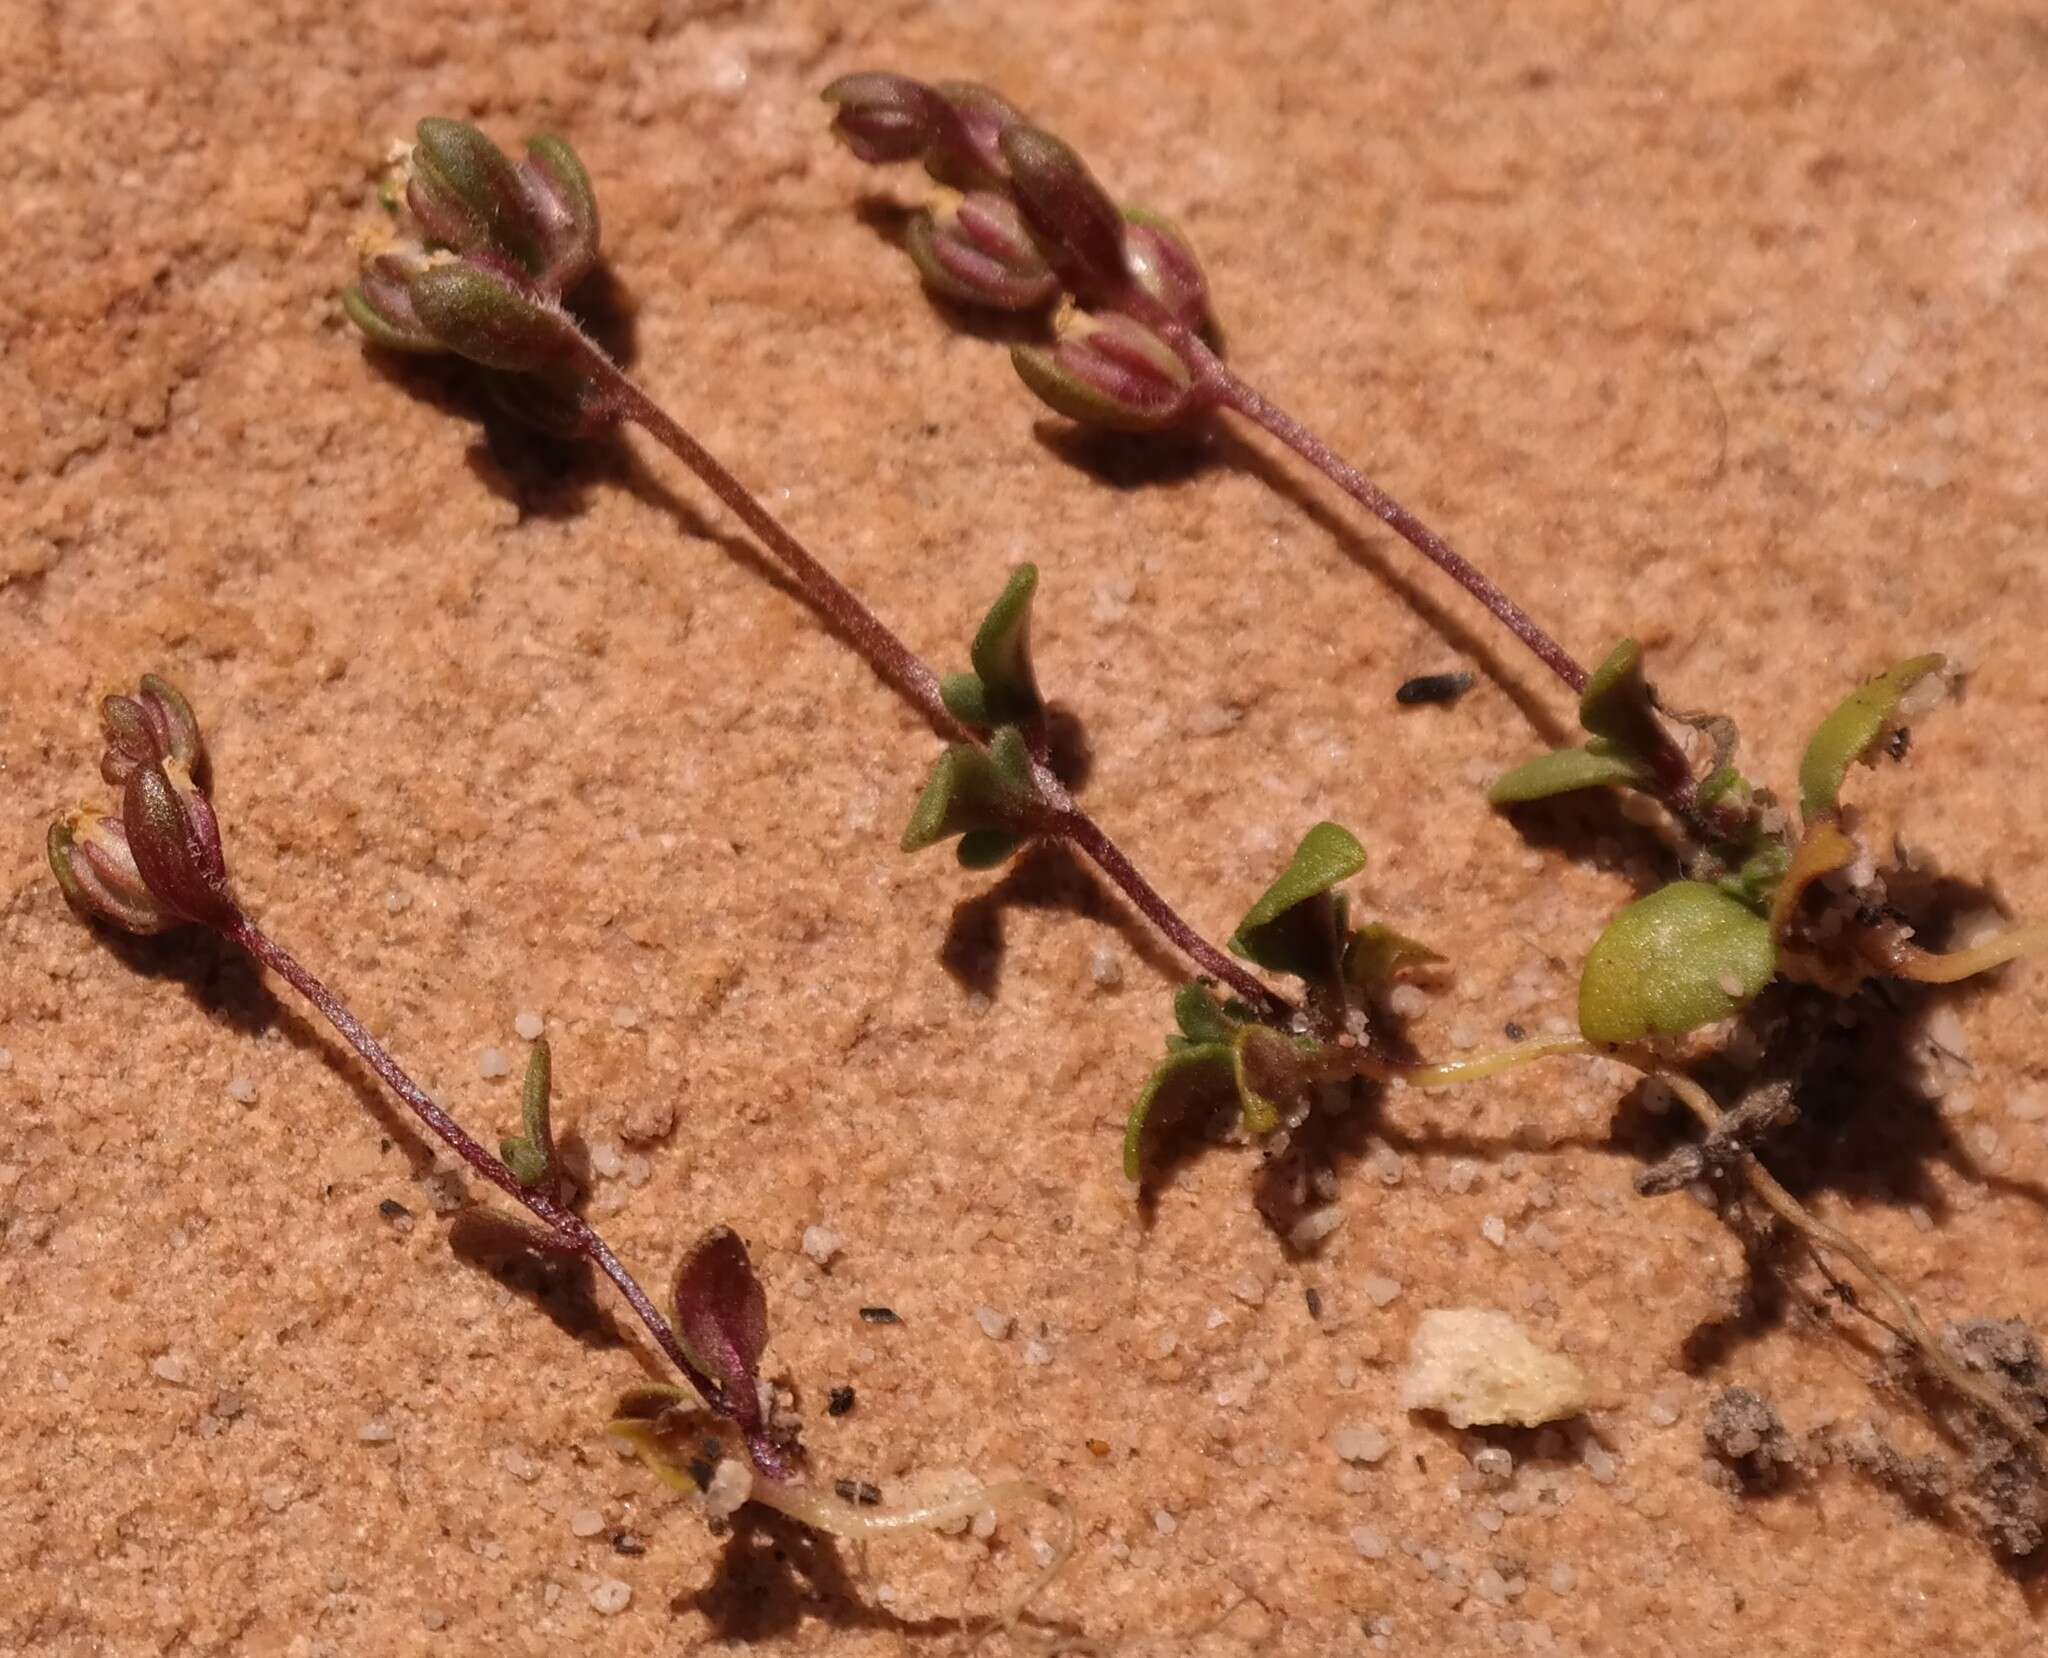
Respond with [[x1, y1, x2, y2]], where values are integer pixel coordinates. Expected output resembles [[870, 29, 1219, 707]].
[[1578, 881, 1778, 1043], [1488, 744, 1653, 805], [1797, 654, 1944, 821]]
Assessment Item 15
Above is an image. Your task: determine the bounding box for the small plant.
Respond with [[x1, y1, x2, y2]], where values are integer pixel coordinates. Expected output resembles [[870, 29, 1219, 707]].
[[1492, 640, 2042, 1043], [815, 75, 2041, 1045], [344, 117, 1286, 1022], [337, 113, 2042, 1508], [818, 73, 1608, 707], [815, 75, 2048, 1475], [48, 675, 1069, 1597]]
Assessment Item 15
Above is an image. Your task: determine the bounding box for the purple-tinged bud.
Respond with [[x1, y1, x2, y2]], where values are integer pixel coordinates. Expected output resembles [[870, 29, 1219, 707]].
[[998, 126, 1129, 299], [407, 263, 588, 376], [926, 81, 1027, 189], [121, 760, 238, 932], [100, 674, 205, 789], [822, 73, 947, 165], [906, 191, 1060, 311], [344, 251, 444, 354], [1123, 208, 1217, 340], [1011, 311, 1202, 433], [48, 814, 183, 935], [518, 134, 602, 294], [407, 118, 549, 276]]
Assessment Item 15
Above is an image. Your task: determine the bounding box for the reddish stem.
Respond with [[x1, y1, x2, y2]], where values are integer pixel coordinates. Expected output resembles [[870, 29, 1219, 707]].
[[567, 340, 1293, 1020], [1175, 336, 1588, 694], [1142, 324, 1704, 819], [222, 912, 732, 1422]]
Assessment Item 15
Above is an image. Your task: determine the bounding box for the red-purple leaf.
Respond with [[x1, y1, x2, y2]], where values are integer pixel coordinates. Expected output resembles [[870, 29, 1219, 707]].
[[673, 1227, 769, 1429]]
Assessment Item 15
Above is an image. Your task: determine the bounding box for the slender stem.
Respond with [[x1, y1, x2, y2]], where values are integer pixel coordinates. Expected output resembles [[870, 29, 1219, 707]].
[[222, 912, 726, 1414], [1053, 809, 1290, 1018], [566, 337, 1294, 1021], [1157, 329, 1713, 818], [1171, 337, 1587, 693], [584, 355, 966, 740]]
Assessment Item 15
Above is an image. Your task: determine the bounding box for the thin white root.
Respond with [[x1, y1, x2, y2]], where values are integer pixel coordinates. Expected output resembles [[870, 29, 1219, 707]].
[[1893, 922, 2047, 984], [750, 1475, 1076, 1649], [1379, 1035, 1595, 1089]]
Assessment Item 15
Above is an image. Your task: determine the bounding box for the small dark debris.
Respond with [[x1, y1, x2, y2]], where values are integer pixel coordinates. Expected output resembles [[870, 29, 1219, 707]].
[[834, 1478, 883, 1506], [826, 1385, 856, 1417], [378, 1198, 412, 1222], [1704, 1386, 1797, 1490], [1395, 671, 1475, 708], [1949, 1319, 2048, 1428], [1837, 1423, 1954, 1513], [1638, 1082, 1796, 1197], [1304, 1287, 1323, 1321], [611, 1532, 646, 1557], [858, 1306, 900, 1325], [1503, 1022, 1526, 1042], [688, 1457, 715, 1491], [1886, 726, 1912, 760]]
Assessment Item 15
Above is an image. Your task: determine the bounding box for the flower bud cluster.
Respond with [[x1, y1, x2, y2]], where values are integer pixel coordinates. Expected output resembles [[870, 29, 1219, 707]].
[[50, 676, 237, 934], [343, 120, 602, 391], [824, 73, 1216, 431]]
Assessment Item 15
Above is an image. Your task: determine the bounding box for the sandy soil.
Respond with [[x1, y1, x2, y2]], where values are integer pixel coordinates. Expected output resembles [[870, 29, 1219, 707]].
[[5, 2, 2048, 1654]]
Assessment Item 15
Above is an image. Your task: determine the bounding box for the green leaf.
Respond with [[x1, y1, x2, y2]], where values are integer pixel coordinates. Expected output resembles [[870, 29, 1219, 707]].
[[1797, 654, 1944, 821], [1716, 837, 1793, 912], [900, 726, 1043, 853], [1228, 822, 1368, 979], [939, 672, 994, 726], [1577, 881, 1778, 1043], [521, 1038, 555, 1156], [1173, 982, 1238, 1046], [501, 1136, 549, 1186], [956, 828, 1023, 868], [1343, 923, 1445, 989], [1577, 638, 1663, 756], [1487, 743, 1653, 804], [963, 565, 1041, 725], [1123, 1043, 1232, 1180], [501, 1038, 558, 1188]]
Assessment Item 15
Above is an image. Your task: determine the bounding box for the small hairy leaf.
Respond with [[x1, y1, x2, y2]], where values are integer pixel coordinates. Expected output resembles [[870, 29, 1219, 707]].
[[1124, 1044, 1232, 1181], [967, 565, 1042, 724], [1578, 881, 1778, 1043], [1344, 923, 1445, 989], [501, 1136, 549, 1186], [1488, 743, 1652, 804], [1577, 638, 1663, 757], [1797, 654, 1944, 821], [900, 726, 1042, 854], [673, 1227, 770, 1428], [1229, 822, 1367, 978], [1173, 981, 1237, 1047], [939, 672, 994, 726]]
